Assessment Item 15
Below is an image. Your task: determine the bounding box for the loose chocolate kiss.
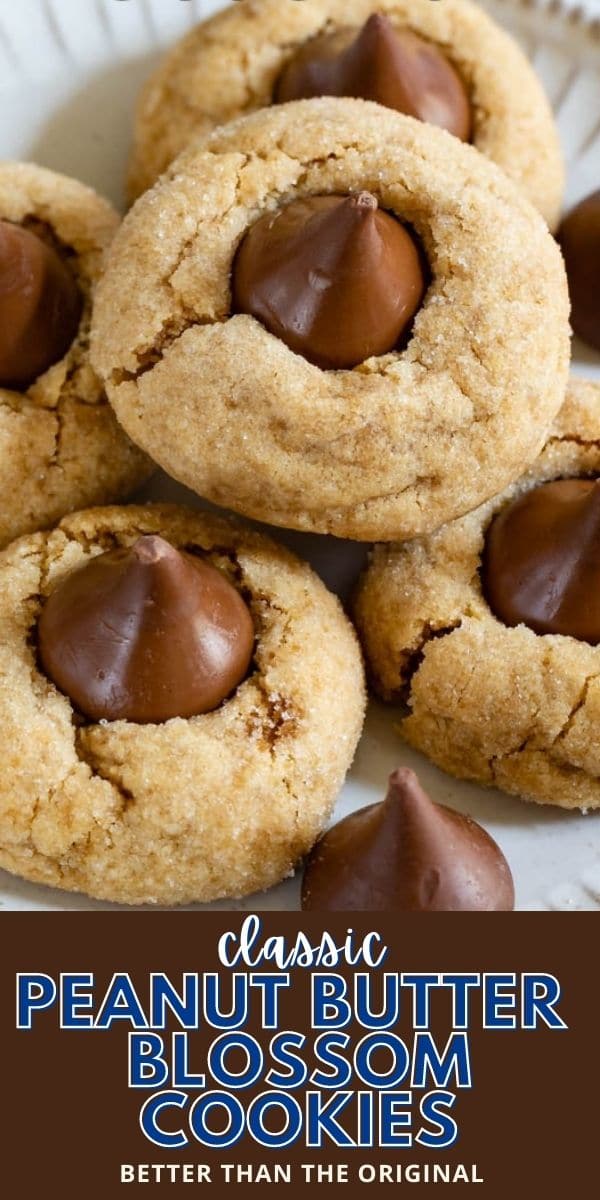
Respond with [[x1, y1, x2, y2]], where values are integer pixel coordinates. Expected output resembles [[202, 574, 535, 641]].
[[301, 768, 514, 911], [483, 478, 600, 644], [232, 192, 426, 370], [558, 191, 600, 352], [275, 13, 472, 142], [38, 535, 255, 724], [0, 220, 83, 389]]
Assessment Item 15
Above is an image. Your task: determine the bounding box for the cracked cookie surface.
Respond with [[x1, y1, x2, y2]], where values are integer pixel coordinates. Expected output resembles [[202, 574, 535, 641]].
[[0, 504, 365, 904], [0, 163, 151, 548], [127, 0, 563, 228], [354, 380, 600, 810], [93, 99, 570, 543]]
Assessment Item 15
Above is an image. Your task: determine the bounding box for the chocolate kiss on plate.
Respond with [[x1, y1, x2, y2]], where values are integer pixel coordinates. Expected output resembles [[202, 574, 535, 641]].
[[301, 768, 514, 911], [38, 535, 255, 724], [233, 191, 425, 370], [483, 478, 600, 643], [0, 219, 82, 389], [275, 13, 472, 142]]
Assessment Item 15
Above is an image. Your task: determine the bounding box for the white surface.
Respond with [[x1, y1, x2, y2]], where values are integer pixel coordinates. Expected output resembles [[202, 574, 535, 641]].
[[0, 0, 599, 911]]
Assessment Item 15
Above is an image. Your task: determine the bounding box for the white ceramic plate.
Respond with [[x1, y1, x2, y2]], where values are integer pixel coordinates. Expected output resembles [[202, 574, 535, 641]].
[[1, 0, 599, 911]]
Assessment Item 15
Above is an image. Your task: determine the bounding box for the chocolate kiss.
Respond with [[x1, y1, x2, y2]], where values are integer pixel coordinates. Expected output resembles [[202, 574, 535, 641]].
[[558, 191, 600, 352], [232, 192, 426, 370], [276, 13, 472, 142], [38, 535, 255, 724], [301, 768, 514, 911], [0, 220, 83, 389], [484, 478, 600, 644]]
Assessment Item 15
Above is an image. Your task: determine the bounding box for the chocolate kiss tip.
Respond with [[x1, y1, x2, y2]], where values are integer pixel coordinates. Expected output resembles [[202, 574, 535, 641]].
[[386, 766, 423, 801], [389, 765, 419, 788], [364, 12, 394, 35], [132, 534, 174, 564], [352, 191, 379, 213], [383, 768, 442, 824], [356, 11, 400, 55]]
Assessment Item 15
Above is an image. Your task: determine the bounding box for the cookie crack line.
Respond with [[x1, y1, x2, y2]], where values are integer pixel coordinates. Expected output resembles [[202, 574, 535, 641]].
[[37, 533, 55, 601], [0, 332, 95, 414], [487, 699, 548, 765], [380, 617, 462, 702], [250, 675, 299, 754], [49, 400, 67, 475], [549, 671, 600, 756], [546, 433, 600, 451], [73, 731, 135, 811], [109, 316, 219, 386], [488, 745, 595, 798]]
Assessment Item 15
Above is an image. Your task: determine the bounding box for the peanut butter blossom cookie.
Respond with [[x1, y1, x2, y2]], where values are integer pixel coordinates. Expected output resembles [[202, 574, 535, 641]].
[[0, 505, 365, 904], [354, 380, 600, 811], [127, 0, 563, 228], [0, 163, 151, 549], [93, 99, 569, 542]]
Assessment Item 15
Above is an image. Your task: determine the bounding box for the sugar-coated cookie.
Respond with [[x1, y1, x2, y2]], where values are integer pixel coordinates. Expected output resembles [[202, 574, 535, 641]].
[[354, 381, 600, 811], [94, 99, 569, 542], [0, 504, 365, 905]]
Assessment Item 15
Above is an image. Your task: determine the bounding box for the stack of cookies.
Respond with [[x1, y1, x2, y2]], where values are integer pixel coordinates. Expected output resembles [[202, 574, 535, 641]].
[[1, 0, 599, 910]]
